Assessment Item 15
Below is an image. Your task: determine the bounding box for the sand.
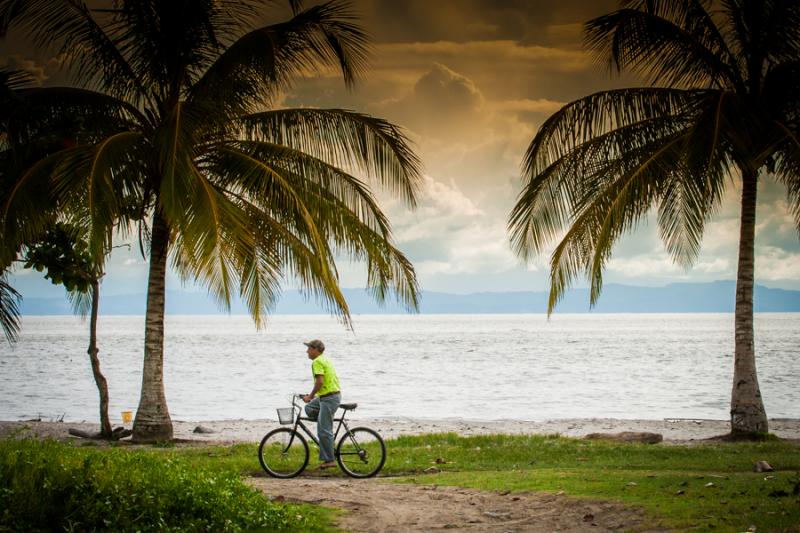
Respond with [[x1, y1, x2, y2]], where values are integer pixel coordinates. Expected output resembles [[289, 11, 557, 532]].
[[2, 416, 799, 443], [248, 477, 649, 532]]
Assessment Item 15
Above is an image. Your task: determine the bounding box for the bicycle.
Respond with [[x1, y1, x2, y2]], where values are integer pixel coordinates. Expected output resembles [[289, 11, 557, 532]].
[[258, 394, 386, 478]]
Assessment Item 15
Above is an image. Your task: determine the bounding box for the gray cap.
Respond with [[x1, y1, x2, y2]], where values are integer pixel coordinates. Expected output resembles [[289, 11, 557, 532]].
[[303, 339, 325, 352]]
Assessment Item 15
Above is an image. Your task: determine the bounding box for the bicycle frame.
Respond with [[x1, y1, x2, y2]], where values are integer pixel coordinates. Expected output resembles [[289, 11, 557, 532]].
[[286, 394, 350, 452]]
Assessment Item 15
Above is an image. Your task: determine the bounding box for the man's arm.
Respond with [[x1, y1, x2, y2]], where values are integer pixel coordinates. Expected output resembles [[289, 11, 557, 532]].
[[303, 374, 324, 403]]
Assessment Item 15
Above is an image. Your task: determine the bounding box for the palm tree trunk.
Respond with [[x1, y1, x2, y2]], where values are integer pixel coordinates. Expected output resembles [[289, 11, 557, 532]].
[[730, 166, 768, 435], [87, 279, 112, 437], [132, 210, 174, 442]]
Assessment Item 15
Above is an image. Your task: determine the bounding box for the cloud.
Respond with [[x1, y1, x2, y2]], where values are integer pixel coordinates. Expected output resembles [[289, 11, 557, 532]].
[[355, 0, 619, 45], [492, 98, 565, 115], [366, 64, 547, 197], [370, 40, 597, 103], [285, 37, 607, 112], [606, 252, 732, 280], [387, 175, 518, 277], [0, 55, 48, 85], [413, 63, 484, 112], [544, 23, 584, 46], [757, 247, 800, 280], [384, 62, 485, 139], [607, 254, 692, 278], [588, 178, 800, 285]]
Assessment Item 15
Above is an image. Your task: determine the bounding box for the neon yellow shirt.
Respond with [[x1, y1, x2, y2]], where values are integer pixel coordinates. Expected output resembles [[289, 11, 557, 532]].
[[312, 355, 340, 396]]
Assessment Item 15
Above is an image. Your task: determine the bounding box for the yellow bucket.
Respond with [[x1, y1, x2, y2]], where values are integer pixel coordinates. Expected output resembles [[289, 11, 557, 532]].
[[121, 410, 133, 424]]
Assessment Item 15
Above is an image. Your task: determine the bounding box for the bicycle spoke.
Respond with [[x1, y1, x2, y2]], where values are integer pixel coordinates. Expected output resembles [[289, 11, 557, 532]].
[[336, 427, 386, 478], [258, 428, 309, 478]]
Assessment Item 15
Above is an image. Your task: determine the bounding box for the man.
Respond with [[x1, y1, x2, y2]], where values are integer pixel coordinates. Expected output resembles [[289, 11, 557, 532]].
[[302, 339, 341, 469]]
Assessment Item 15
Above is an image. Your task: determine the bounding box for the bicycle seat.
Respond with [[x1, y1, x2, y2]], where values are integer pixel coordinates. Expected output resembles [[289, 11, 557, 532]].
[[339, 403, 357, 411]]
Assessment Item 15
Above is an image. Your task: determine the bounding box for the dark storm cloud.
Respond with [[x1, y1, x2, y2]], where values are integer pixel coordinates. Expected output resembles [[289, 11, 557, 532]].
[[354, 0, 619, 45]]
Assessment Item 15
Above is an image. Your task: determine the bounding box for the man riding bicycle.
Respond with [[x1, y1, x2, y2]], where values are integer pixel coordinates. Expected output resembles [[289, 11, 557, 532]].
[[301, 339, 341, 470]]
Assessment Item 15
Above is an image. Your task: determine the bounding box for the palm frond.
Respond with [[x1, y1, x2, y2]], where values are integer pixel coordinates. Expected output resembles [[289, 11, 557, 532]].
[[46, 132, 148, 264], [212, 139, 394, 235], [154, 102, 211, 229], [237, 146, 418, 310], [183, 142, 351, 320], [510, 85, 741, 312], [208, 143, 337, 260], [657, 91, 732, 265], [723, 0, 800, 69], [316, 192, 419, 310], [511, 88, 694, 259], [239, 108, 421, 205], [111, 0, 226, 100], [190, 0, 371, 113], [204, 137, 417, 319], [586, 1, 743, 90], [0, 68, 35, 95], [169, 165, 254, 312], [774, 124, 800, 235], [14, 87, 148, 128], [67, 284, 92, 317], [0, 0, 144, 102], [4, 87, 147, 178], [229, 141, 418, 311], [1, 151, 63, 253], [0, 271, 21, 344], [227, 198, 352, 325]]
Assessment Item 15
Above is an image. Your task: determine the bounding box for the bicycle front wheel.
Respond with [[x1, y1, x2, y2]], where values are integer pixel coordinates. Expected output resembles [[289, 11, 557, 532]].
[[258, 428, 309, 478], [336, 427, 386, 478]]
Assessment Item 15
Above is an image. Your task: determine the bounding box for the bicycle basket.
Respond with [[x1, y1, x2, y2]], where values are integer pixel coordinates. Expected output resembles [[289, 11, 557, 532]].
[[276, 407, 295, 425]]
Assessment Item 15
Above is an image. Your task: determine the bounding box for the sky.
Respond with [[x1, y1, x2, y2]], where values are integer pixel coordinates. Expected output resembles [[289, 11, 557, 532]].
[[4, 0, 800, 302]]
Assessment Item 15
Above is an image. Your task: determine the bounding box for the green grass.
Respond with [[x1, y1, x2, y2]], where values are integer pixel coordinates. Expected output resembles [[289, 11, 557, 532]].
[[155, 433, 800, 531], [3, 433, 798, 532], [152, 432, 800, 531], [0, 439, 334, 532], [381, 433, 800, 532]]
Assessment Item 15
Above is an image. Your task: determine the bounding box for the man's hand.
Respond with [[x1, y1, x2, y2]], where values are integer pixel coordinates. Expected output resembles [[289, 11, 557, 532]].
[[302, 394, 313, 403]]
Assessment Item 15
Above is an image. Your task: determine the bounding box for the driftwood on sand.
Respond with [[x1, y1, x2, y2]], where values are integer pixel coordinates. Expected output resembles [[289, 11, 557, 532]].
[[584, 431, 664, 444], [68, 426, 132, 441]]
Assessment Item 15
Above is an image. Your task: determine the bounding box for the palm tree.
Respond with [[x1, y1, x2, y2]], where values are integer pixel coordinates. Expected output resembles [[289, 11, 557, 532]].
[[509, 0, 800, 436], [1, 0, 422, 442]]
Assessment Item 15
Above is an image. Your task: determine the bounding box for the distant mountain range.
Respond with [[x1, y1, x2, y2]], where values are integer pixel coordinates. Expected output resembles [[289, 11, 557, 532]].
[[18, 280, 800, 315]]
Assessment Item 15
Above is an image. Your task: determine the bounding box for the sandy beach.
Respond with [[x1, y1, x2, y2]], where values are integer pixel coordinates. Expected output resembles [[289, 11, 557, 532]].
[[2, 416, 799, 444]]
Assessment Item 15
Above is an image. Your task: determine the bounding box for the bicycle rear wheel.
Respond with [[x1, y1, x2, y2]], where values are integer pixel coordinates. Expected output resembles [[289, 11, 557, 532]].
[[336, 427, 386, 478], [258, 428, 309, 478]]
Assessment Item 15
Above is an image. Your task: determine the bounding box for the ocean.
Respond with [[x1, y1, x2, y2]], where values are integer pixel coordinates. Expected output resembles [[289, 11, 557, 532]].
[[1, 313, 798, 423]]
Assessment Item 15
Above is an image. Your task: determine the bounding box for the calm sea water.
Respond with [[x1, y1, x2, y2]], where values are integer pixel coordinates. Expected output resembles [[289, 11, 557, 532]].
[[1, 314, 797, 423]]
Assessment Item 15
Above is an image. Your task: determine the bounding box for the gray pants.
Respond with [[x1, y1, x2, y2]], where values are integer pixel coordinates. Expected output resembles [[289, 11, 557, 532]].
[[304, 393, 341, 462]]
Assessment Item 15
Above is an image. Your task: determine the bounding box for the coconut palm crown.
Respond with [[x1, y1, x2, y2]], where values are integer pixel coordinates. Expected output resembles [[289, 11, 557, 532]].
[[509, 0, 800, 435], [1, 0, 422, 441]]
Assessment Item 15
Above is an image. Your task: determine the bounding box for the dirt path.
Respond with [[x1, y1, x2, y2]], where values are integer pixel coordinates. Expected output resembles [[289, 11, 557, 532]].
[[248, 475, 651, 532]]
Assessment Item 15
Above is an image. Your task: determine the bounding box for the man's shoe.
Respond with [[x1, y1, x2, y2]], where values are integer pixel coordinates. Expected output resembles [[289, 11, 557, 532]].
[[318, 461, 336, 470]]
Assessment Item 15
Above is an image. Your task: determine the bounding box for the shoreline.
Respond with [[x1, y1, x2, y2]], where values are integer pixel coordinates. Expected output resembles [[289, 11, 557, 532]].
[[2, 417, 799, 443]]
